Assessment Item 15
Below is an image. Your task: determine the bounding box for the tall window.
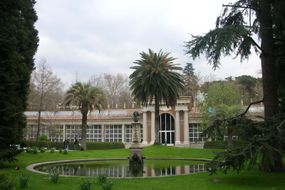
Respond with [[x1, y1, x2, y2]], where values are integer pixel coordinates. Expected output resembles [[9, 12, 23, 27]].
[[105, 125, 122, 142], [65, 125, 81, 141], [189, 123, 204, 143], [87, 125, 102, 142], [49, 125, 64, 142]]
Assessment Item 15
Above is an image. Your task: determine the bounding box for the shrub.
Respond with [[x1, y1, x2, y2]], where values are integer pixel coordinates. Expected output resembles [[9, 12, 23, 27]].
[[49, 169, 59, 184], [39, 135, 48, 141], [0, 149, 20, 166], [24, 141, 62, 150], [32, 147, 38, 154], [78, 179, 92, 190], [86, 142, 124, 150], [63, 149, 68, 154], [101, 181, 113, 190], [18, 173, 29, 188], [39, 147, 46, 153], [97, 174, 107, 184]]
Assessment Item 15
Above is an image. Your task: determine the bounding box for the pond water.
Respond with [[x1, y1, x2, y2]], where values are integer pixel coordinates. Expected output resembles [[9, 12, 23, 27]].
[[35, 159, 207, 178]]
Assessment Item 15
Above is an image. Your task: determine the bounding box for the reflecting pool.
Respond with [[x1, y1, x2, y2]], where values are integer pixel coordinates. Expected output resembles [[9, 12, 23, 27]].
[[35, 159, 207, 178]]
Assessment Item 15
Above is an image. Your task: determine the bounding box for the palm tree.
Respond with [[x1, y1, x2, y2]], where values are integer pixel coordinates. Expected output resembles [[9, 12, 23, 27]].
[[63, 82, 105, 150], [129, 49, 184, 144]]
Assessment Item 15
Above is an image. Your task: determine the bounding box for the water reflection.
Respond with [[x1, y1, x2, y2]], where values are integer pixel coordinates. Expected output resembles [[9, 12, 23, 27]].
[[36, 160, 206, 178]]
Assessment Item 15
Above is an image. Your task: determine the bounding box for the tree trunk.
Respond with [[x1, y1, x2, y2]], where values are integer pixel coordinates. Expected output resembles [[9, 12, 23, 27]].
[[259, 0, 283, 172], [36, 91, 44, 141], [259, 0, 279, 120], [81, 106, 88, 150], [154, 95, 160, 144], [227, 126, 233, 149]]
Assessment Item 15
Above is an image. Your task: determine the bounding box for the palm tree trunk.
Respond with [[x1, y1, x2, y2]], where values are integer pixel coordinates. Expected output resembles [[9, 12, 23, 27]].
[[154, 95, 160, 144], [81, 111, 88, 150], [259, 0, 283, 172]]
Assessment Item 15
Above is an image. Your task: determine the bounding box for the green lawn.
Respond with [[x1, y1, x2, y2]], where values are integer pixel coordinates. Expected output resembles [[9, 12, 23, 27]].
[[1, 146, 285, 190]]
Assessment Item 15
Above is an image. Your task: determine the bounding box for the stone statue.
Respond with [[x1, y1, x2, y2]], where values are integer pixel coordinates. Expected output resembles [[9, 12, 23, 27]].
[[132, 111, 140, 122]]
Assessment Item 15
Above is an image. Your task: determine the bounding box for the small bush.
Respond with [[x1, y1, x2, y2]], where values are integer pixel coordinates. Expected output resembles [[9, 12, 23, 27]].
[[63, 149, 68, 154], [78, 179, 92, 190], [101, 181, 113, 190], [32, 147, 38, 154], [49, 169, 59, 184], [18, 173, 29, 188], [39, 135, 48, 141], [24, 141, 62, 150], [97, 174, 107, 184]]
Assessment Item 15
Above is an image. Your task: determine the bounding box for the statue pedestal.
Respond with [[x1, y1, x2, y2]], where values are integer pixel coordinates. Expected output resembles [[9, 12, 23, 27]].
[[128, 114, 144, 176]]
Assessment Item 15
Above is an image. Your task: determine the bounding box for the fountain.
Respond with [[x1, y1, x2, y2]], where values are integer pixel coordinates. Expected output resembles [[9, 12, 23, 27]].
[[128, 111, 144, 176]]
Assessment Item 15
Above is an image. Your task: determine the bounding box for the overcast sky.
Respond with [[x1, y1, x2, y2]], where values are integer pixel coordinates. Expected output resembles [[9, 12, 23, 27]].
[[34, 0, 261, 88]]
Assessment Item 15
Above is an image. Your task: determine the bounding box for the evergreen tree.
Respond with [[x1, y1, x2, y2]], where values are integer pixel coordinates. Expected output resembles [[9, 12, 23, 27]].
[[0, 0, 38, 160], [185, 0, 285, 172], [182, 63, 199, 103]]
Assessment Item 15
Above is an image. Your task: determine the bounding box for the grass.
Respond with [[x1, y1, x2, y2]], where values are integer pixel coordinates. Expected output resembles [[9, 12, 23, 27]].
[[0, 146, 285, 190]]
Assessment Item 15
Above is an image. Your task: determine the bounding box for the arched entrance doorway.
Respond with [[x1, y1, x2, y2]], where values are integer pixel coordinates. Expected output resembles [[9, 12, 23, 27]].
[[159, 113, 175, 145]]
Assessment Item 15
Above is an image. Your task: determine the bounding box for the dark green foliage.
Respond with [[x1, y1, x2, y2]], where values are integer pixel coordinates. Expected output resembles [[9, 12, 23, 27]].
[[185, 25, 252, 68], [101, 181, 113, 190], [0, 0, 38, 162], [203, 140, 246, 149], [24, 141, 62, 150], [208, 117, 285, 173], [0, 175, 15, 190], [97, 174, 107, 185], [0, 149, 20, 166], [182, 63, 199, 102], [78, 179, 92, 190], [18, 173, 29, 188]]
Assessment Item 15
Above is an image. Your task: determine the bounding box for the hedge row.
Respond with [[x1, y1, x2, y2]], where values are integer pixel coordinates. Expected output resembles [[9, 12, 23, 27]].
[[204, 140, 246, 149], [22, 141, 124, 150]]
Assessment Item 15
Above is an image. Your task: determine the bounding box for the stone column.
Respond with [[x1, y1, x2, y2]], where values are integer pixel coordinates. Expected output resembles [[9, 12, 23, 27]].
[[175, 111, 181, 145], [184, 111, 189, 146], [101, 124, 105, 142], [63, 124, 66, 141], [122, 124, 125, 143], [142, 112, 147, 144], [151, 111, 155, 144]]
